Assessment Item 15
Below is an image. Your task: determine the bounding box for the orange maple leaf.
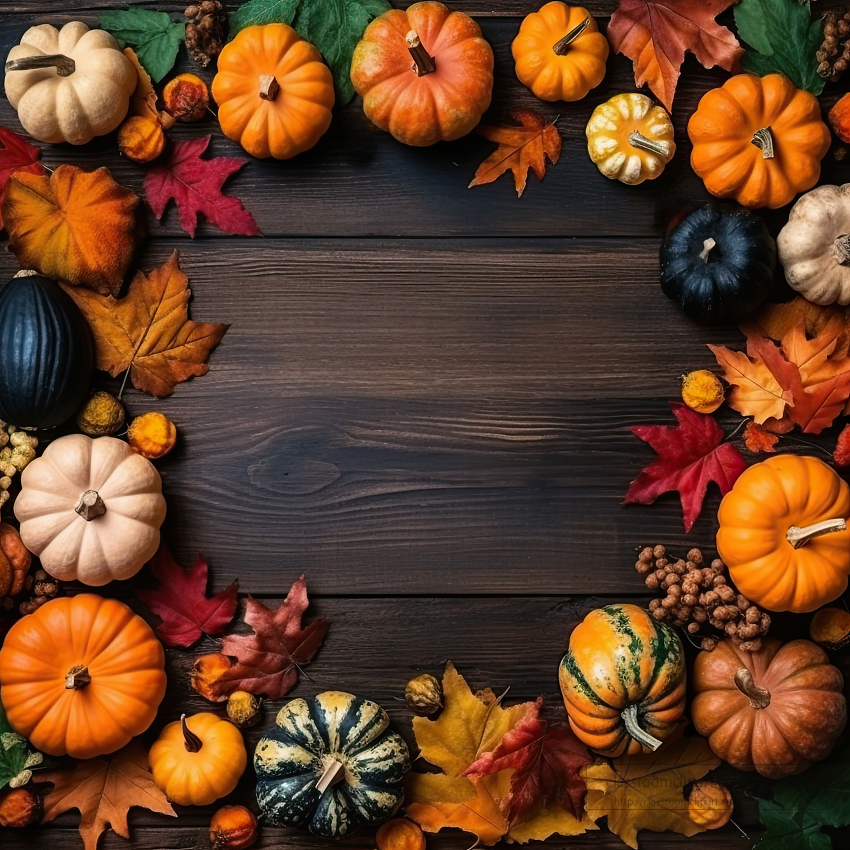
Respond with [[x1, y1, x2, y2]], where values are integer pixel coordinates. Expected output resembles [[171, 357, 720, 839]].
[[607, 0, 742, 111], [469, 108, 561, 197], [743, 421, 778, 453]]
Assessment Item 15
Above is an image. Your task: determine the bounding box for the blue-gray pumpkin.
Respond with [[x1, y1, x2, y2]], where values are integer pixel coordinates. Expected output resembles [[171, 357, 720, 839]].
[[0, 272, 93, 429], [255, 691, 409, 838]]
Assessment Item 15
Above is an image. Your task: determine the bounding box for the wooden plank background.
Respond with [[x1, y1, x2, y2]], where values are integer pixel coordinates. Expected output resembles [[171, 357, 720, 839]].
[[1, 1, 849, 848]]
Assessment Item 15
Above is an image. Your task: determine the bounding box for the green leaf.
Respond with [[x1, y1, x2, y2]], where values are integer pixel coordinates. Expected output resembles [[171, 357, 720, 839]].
[[231, 0, 392, 104], [734, 0, 824, 94], [0, 704, 45, 791], [98, 9, 185, 83]]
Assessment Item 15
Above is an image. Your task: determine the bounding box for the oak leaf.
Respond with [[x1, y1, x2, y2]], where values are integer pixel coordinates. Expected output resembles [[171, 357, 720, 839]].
[[835, 425, 850, 467], [584, 736, 721, 849], [2, 165, 139, 297], [469, 109, 561, 198], [60, 251, 228, 398], [135, 544, 238, 648], [743, 421, 778, 454], [209, 575, 329, 700], [607, 0, 742, 111], [623, 402, 746, 531], [38, 740, 176, 850], [0, 124, 43, 232], [144, 136, 260, 237]]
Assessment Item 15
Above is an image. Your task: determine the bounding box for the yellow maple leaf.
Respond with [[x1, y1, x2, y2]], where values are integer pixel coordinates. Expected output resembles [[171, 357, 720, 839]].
[[584, 736, 720, 849], [508, 800, 597, 843]]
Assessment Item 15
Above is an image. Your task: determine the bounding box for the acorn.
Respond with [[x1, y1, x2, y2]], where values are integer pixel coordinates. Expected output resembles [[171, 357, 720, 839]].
[[405, 673, 443, 716]]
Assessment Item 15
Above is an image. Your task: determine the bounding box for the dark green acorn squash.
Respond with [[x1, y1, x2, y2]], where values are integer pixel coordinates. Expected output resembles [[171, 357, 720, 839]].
[[0, 272, 93, 429], [255, 691, 410, 839], [660, 205, 776, 322]]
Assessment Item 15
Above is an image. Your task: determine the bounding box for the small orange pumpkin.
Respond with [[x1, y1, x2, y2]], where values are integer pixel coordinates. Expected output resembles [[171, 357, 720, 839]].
[[212, 23, 334, 160], [351, 1, 494, 147], [688, 74, 830, 209], [716, 454, 850, 613], [0, 594, 166, 758]]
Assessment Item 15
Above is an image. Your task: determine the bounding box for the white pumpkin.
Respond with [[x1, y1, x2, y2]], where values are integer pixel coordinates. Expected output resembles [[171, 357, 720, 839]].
[[4, 22, 136, 145], [14, 434, 166, 586], [778, 183, 850, 305]]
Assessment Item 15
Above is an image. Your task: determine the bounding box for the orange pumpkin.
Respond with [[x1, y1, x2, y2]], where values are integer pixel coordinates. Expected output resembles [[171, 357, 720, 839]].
[[212, 23, 334, 160], [0, 594, 166, 758], [688, 74, 830, 209], [691, 638, 846, 778], [351, 1, 494, 146], [716, 454, 850, 613]]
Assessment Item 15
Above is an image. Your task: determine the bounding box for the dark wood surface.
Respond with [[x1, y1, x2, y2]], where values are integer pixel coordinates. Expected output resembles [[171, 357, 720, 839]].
[[1, 1, 849, 849]]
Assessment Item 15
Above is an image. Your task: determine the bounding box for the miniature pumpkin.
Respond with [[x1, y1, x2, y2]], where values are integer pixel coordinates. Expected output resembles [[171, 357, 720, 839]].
[[351, 1, 494, 147], [559, 604, 686, 757], [4, 22, 136, 145], [688, 74, 830, 210], [150, 713, 247, 806], [14, 434, 166, 586], [660, 204, 777, 322], [691, 638, 846, 778], [716, 455, 850, 613], [0, 272, 93, 430], [586, 93, 675, 184], [0, 594, 167, 759], [778, 184, 850, 305], [212, 23, 334, 160], [255, 691, 410, 838], [511, 3, 608, 102]]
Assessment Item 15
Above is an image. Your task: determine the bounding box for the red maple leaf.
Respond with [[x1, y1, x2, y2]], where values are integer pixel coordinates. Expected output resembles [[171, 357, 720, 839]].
[[0, 125, 43, 231], [143, 136, 260, 237], [463, 698, 591, 823], [623, 402, 746, 531], [835, 425, 850, 467], [211, 575, 329, 700], [135, 545, 238, 648]]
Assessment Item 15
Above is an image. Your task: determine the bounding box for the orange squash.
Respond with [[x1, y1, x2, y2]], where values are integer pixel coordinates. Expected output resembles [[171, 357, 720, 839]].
[[212, 23, 334, 160], [716, 454, 850, 613], [0, 594, 166, 759], [691, 638, 846, 778], [512, 3, 608, 102], [688, 74, 830, 209], [351, 1, 494, 146]]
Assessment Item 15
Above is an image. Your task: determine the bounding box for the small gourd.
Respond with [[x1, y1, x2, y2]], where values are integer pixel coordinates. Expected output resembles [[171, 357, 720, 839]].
[[4, 22, 136, 145], [512, 3, 608, 102], [586, 93, 675, 184], [255, 691, 410, 838], [150, 713, 247, 806]]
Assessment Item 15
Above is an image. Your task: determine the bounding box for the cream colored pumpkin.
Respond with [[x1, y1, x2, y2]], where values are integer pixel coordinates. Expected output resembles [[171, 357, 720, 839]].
[[4, 22, 136, 145], [778, 184, 850, 305], [14, 434, 166, 585]]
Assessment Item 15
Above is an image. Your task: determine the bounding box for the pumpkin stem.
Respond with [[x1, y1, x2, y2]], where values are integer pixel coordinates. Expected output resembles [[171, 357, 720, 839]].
[[5, 53, 76, 77], [181, 714, 204, 753], [621, 703, 663, 751], [734, 668, 771, 710], [627, 131, 672, 158], [74, 490, 106, 522], [786, 517, 847, 549], [65, 665, 91, 690], [751, 127, 775, 159], [834, 235, 850, 266], [699, 237, 717, 262], [406, 31, 436, 77], [258, 74, 280, 102], [553, 17, 590, 55], [316, 758, 345, 795]]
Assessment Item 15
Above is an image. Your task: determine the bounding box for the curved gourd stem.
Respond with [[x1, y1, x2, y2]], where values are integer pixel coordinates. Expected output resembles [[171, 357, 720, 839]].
[[699, 237, 717, 262], [316, 759, 345, 795], [786, 517, 846, 550], [751, 127, 775, 159], [258, 74, 280, 101], [406, 31, 436, 77], [65, 665, 91, 690], [181, 715, 204, 753], [628, 131, 670, 158], [5, 54, 75, 77], [622, 703, 662, 751], [553, 17, 589, 55], [834, 235, 850, 266], [734, 668, 771, 710], [75, 490, 106, 521]]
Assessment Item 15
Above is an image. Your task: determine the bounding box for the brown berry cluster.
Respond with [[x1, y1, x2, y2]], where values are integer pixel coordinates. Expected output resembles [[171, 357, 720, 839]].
[[636, 546, 771, 652], [17, 569, 60, 616], [818, 10, 850, 81], [185, 1, 228, 68]]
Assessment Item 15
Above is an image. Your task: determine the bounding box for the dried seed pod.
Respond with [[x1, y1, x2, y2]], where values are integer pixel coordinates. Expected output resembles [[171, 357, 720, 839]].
[[0, 787, 43, 828], [163, 73, 210, 122], [190, 653, 233, 702], [185, 0, 228, 67], [687, 781, 733, 829], [405, 673, 443, 716], [76, 390, 126, 437], [681, 370, 724, 414], [118, 115, 166, 163], [209, 804, 258, 850], [226, 690, 263, 728], [810, 607, 850, 650], [128, 412, 178, 459], [376, 818, 427, 850]]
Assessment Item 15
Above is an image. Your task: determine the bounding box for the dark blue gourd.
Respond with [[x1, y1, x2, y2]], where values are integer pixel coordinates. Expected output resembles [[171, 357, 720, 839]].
[[0, 272, 93, 429], [660, 205, 777, 323]]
